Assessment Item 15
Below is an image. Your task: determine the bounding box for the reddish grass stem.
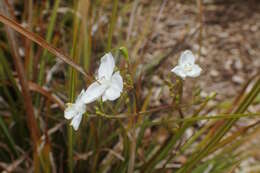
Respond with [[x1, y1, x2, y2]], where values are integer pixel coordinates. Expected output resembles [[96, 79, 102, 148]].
[[0, 13, 89, 79], [0, 0, 40, 157]]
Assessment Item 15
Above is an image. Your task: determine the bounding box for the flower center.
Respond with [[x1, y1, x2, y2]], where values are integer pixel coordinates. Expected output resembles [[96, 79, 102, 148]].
[[99, 77, 111, 88], [183, 63, 193, 72]]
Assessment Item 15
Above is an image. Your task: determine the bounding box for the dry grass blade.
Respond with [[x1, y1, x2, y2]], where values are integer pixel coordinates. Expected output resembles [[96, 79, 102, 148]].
[[0, 13, 89, 78], [0, 3, 40, 149], [40, 121, 66, 141], [28, 82, 65, 110], [0, 3, 44, 171], [0, 1, 259, 172], [0, 153, 27, 172]]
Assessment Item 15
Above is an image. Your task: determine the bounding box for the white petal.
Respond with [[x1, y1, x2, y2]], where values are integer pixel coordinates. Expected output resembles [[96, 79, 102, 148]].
[[101, 72, 123, 101], [70, 114, 83, 131], [65, 90, 86, 119], [111, 71, 123, 91], [64, 104, 76, 120], [187, 64, 202, 77], [75, 89, 86, 103], [83, 81, 106, 104], [65, 102, 86, 120], [98, 53, 115, 80], [102, 94, 108, 102], [179, 50, 195, 65], [102, 87, 121, 101], [171, 65, 187, 79]]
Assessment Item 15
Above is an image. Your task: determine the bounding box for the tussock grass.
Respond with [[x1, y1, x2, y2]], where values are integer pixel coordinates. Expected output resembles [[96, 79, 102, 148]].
[[0, 1, 259, 173]]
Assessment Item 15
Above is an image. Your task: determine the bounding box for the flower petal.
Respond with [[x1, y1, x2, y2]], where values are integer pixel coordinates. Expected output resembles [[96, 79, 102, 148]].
[[102, 94, 108, 102], [65, 102, 86, 120], [101, 71, 123, 101], [65, 90, 86, 119], [187, 64, 202, 77], [171, 65, 187, 79], [64, 104, 76, 120], [75, 89, 86, 103], [70, 114, 83, 131], [102, 87, 121, 101], [111, 71, 123, 91], [98, 53, 115, 80], [179, 50, 195, 65], [83, 81, 106, 104]]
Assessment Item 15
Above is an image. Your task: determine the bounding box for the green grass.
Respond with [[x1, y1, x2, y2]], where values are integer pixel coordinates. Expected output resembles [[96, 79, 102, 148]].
[[0, 0, 259, 173]]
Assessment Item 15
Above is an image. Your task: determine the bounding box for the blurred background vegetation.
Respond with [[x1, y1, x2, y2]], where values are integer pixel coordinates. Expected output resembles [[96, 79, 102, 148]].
[[0, 0, 259, 172]]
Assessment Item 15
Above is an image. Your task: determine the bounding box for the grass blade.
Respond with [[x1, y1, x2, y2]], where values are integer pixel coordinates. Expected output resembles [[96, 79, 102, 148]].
[[36, 0, 60, 106], [0, 14, 88, 78], [0, 116, 18, 157], [107, 0, 119, 51]]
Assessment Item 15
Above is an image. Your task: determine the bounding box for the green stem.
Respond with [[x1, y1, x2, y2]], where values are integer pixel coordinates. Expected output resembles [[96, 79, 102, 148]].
[[107, 0, 119, 51], [36, 0, 60, 106], [177, 78, 260, 173], [67, 1, 81, 172]]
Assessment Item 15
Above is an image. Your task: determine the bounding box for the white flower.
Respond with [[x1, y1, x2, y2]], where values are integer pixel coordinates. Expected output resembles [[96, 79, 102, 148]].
[[64, 90, 87, 130], [171, 50, 202, 79], [83, 53, 123, 102], [64, 53, 123, 130]]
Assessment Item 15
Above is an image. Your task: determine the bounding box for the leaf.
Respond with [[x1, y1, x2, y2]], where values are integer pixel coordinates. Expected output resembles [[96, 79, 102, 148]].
[[0, 116, 18, 157], [0, 14, 89, 78]]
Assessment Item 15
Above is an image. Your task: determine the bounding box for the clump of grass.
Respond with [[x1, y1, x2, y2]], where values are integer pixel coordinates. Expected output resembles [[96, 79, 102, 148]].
[[0, 1, 259, 173]]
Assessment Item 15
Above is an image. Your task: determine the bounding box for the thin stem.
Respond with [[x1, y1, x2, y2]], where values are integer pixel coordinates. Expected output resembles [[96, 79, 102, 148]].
[[0, 1, 41, 171], [0, 14, 89, 78], [127, 129, 136, 173], [36, 0, 60, 106], [67, 1, 81, 172], [107, 0, 119, 51]]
